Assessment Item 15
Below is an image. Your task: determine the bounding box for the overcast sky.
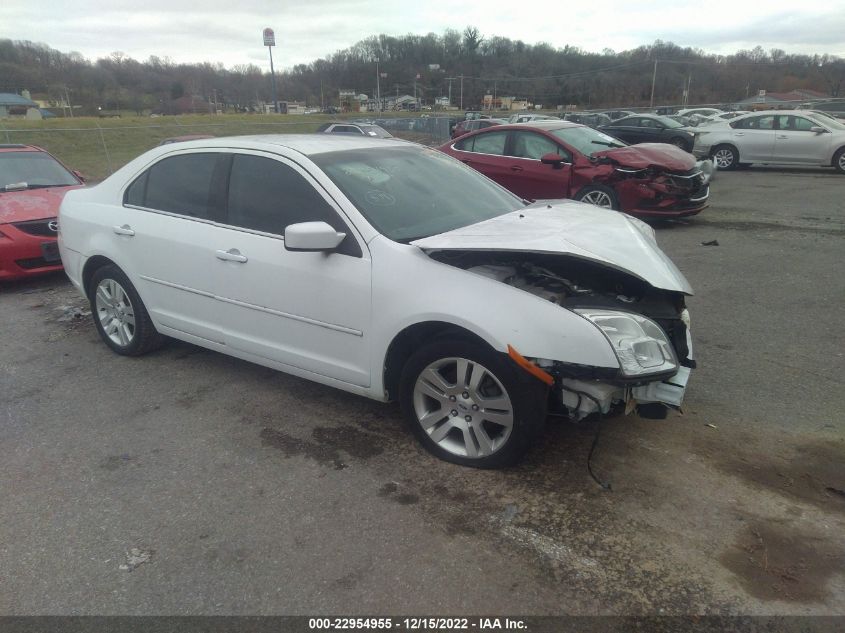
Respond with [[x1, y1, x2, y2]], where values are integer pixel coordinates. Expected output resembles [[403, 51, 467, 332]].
[[3, 0, 845, 71]]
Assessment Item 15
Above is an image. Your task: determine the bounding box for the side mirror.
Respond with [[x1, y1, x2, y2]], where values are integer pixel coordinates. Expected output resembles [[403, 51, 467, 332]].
[[540, 152, 567, 168], [73, 170, 86, 183], [284, 221, 346, 252], [810, 126, 828, 134]]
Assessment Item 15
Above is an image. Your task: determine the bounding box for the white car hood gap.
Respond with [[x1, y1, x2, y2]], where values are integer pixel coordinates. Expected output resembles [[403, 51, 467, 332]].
[[412, 200, 693, 294]]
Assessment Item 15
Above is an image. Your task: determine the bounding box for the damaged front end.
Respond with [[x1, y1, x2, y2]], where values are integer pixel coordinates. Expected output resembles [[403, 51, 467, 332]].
[[586, 144, 714, 218], [430, 250, 696, 421]]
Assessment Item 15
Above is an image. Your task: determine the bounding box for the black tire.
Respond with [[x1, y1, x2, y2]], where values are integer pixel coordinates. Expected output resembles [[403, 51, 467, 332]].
[[398, 339, 547, 468], [573, 184, 620, 210], [712, 144, 739, 170], [88, 264, 164, 356], [833, 147, 845, 174]]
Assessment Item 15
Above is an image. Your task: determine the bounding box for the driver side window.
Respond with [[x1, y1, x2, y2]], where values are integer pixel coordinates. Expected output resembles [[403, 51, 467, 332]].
[[508, 132, 571, 162]]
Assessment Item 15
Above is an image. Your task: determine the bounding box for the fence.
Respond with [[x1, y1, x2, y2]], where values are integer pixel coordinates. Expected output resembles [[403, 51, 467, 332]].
[[0, 116, 455, 183]]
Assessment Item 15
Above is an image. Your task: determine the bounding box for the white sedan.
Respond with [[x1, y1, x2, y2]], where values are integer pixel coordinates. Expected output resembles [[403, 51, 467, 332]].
[[693, 109, 845, 172], [58, 135, 695, 468]]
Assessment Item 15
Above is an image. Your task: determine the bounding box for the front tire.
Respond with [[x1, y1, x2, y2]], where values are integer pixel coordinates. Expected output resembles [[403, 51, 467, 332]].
[[574, 184, 619, 210], [833, 147, 845, 174], [399, 339, 547, 468], [712, 144, 739, 170], [88, 264, 164, 356]]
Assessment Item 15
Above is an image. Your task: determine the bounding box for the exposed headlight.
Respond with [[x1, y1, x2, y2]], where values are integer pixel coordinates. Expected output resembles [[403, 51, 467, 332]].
[[575, 309, 678, 377]]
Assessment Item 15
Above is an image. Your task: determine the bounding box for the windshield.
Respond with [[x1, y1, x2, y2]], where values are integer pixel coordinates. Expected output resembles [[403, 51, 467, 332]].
[[550, 126, 627, 155], [0, 151, 79, 189], [809, 113, 845, 129], [312, 146, 523, 242]]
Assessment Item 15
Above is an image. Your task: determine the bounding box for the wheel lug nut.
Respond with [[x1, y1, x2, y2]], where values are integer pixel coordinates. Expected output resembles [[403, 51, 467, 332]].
[[462, 391, 469, 399], [449, 395, 456, 402], [465, 415, 472, 422], [451, 410, 458, 417], [472, 404, 479, 411]]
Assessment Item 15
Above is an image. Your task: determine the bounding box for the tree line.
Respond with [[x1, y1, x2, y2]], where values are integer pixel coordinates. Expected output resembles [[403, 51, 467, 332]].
[[1, 29, 843, 116]]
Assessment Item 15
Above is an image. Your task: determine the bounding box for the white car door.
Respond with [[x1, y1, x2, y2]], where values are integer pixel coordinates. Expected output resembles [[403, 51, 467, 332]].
[[773, 115, 832, 164], [732, 114, 776, 162], [213, 151, 372, 387], [120, 151, 232, 343]]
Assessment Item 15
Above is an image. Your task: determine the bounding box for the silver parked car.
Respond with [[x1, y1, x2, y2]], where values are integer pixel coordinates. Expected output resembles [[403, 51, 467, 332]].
[[693, 110, 845, 172]]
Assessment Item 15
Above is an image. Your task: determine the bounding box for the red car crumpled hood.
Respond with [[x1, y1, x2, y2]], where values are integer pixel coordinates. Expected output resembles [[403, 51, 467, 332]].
[[0, 185, 82, 224], [591, 143, 696, 171]]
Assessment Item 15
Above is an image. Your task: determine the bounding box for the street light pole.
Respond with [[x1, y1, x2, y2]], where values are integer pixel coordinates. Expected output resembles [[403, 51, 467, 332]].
[[649, 59, 658, 109]]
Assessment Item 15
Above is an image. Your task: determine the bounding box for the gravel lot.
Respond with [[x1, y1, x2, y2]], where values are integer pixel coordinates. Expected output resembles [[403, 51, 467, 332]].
[[2, 166, 844, 616]]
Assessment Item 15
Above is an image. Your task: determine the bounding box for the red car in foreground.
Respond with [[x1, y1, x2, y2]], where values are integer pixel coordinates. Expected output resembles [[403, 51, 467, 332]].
[[438, 121, 712, 218], [0, 145, 84, 281]]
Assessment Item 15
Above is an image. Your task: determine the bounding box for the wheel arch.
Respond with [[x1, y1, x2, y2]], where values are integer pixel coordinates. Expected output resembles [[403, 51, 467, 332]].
[[382, 321, 493, 401], [81, 255, 120, 296]]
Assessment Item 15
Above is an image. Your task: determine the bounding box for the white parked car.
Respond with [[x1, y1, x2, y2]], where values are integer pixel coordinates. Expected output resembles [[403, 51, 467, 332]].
[[58, 135, 695, 468], [693, 110, 845, 172]]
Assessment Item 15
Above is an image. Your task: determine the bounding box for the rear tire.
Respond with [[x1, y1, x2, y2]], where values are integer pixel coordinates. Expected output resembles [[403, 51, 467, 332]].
[[399, 339, 547, 468], [88, 264, 164, 356], [574, 184, 620, 210], [712, 144, 739, 170]]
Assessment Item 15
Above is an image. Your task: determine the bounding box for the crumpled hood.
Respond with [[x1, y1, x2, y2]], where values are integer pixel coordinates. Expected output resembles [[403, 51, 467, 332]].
[[0, 185, 82, 223], [412, 200, 693, 294], [591, 143, 696, 172]]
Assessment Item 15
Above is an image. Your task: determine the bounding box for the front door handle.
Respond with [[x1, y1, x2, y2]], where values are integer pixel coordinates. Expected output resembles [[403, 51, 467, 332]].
[[510, 165, 524, 172], [113, 224, 135, 236], [733, 132, 744, 136], [216, 248, 248, 263], [776, 135, 788, 139]]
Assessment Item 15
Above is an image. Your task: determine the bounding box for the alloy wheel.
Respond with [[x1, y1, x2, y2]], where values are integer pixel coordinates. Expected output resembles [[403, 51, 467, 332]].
[[95, 278, 136, 347], [713, 148, 735, 169], [412, 357, 514, 459], [581, 190, 614, 208]]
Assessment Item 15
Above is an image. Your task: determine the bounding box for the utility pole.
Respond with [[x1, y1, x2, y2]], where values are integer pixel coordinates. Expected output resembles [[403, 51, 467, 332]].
[[376, 60, 381, 112], [320, 79, 324, 111], [447, 77, 454, 106], [460, 74, 464, 110], [649, 59, 658, 109]]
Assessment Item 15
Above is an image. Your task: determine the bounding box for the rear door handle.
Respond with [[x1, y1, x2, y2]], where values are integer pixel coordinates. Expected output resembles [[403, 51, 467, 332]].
[[510, 165, 524, 172], [113, 224, 135, 236], [734, 132, 744, 137], [216, 248, 248, 263], [776, 135, 788, 139]]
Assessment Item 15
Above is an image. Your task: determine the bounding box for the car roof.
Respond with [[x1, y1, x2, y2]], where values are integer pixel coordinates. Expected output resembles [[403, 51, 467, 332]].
[[150, 133, 411, 156], [509, 121, 583, 130], [0, 144, 44, 153]]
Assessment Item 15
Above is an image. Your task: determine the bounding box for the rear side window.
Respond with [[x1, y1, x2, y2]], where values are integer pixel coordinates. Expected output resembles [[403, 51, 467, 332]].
[[465, 130, 508, 155], [127, 153, 219, 219], [732, 116, 774, 130]]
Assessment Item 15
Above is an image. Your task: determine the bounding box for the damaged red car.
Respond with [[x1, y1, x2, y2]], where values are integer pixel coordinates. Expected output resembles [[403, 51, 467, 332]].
[[1, 144, 84, 281], [437, 121, 712, 218]]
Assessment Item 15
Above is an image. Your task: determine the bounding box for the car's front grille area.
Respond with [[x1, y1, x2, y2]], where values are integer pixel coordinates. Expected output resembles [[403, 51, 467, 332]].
[[12, 218, 58, 237], [663, 169, 705, 192], [15, 257, 58, 270]]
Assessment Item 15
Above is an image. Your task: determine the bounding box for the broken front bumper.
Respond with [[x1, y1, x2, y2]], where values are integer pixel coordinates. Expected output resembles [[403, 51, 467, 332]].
[[558, 366, 692, 421]]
